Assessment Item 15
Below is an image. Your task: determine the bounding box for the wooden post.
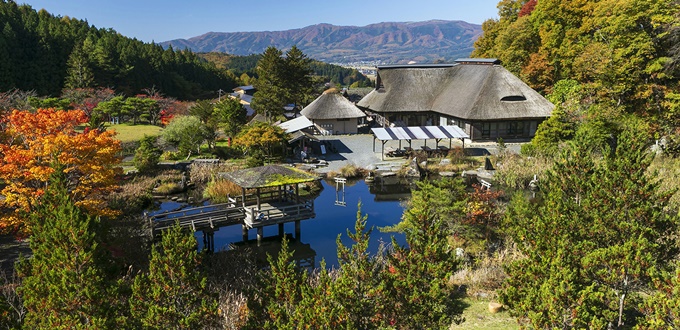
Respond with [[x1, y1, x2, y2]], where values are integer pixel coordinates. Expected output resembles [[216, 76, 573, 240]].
[[295, 220, 301, 239], [256, 188, 261, 209], [257, 227, 263, 246], [278, 223, 284, 237], [241, 187, 246, 207], [242, 224, 248, 241]]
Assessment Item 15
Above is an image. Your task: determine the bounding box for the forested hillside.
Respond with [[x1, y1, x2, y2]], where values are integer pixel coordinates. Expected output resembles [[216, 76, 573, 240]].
[[0, 1, 235, 99], [473, 0, 679, 142], [162, 20, 482, 64], [198, 52, 372, 87]]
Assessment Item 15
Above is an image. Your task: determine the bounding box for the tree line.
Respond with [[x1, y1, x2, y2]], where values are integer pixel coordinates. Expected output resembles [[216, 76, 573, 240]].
[[198, 52, 373, 88], [0, 0, 235, 100], [473, 0, 680, 152]]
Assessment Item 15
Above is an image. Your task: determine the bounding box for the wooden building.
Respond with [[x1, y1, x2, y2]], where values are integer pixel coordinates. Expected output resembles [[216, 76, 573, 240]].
[[357, 59, 554, 141], [301, 89, 366, 135]]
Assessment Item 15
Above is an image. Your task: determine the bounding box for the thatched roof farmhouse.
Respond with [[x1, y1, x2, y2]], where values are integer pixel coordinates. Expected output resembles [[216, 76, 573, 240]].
[[301, 89, 365, 135], [357, 58, 554, 140]]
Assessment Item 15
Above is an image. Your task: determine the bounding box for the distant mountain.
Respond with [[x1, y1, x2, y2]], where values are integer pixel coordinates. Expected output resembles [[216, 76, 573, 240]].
[[161, 20, 482, 64]]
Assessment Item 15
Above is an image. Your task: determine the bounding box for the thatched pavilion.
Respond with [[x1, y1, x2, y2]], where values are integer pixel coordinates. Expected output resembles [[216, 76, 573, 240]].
[[219, 165, 319, 243]]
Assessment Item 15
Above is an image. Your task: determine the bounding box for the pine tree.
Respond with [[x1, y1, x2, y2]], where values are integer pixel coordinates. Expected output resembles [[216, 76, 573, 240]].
[[133, 135, 162, 174], [284, 45, 314, 109], [18, 170, 116, 329], [64, 42, 95, 89], [129, 223, 218, 329], [245, 236, 307, 329], [501, 124, 678, 328], [252, 47, 287, 120], [332, 204, 387, 329], [384, 180, 465, 329]]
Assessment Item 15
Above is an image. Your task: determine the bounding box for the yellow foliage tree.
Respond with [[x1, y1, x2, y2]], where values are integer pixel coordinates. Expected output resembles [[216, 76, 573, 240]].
[[0, 108, 122, 236]]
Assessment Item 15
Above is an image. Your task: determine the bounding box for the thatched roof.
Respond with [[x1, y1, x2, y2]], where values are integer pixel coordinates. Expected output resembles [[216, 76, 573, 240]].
[[219, 165, 318, 189], [301, 91, 366, 120], [357, 59, 554, 120]]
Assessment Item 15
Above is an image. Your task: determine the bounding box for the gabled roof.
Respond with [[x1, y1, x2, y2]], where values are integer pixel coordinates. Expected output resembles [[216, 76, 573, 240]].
[[301, 90, 366, 120], [357, 60, 554, 121], [219, 165, 318, 189], [277, 115, 314, 133], [233, 85, 255, 92]]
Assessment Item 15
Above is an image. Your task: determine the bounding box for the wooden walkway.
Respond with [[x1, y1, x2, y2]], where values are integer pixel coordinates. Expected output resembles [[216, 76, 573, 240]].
[[148, 191, 316, 240], [149, 202, 246, 236]]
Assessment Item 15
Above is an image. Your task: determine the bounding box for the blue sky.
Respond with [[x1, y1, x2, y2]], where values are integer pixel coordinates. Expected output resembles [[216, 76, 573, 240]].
[[19, 0, 500, 43]]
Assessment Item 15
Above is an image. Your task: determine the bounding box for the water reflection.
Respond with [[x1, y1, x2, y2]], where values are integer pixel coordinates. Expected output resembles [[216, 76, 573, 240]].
[[192, 179, 409, 268]]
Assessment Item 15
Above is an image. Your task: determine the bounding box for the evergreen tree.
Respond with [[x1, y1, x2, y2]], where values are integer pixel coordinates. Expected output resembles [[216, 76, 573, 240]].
[[284, 45, 314, 109], [214, 97, 247, 140], [252, 47, 287, 120], [385, 180, 464, 329], [129, 223, 218, 329], [332, 204, 387, 329], [64, 42, 95, 89], [501, 124, 678, 328], [245, 236, 307, 329], [133, 135, 162, 174], [17, 170, 116, 329]]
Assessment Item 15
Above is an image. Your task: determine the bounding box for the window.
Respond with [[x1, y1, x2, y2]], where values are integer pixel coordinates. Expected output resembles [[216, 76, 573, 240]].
[[482, 123, 491, 138]]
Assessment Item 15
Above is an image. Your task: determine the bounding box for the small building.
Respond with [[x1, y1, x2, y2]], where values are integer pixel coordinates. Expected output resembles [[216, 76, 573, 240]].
[[301, 89, 366, 135], [230, 85, 256, 116], [357, 59, 555, 141]]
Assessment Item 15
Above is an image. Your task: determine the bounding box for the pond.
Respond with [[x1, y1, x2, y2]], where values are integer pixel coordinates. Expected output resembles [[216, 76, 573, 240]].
[[150, 178, 411, 268]]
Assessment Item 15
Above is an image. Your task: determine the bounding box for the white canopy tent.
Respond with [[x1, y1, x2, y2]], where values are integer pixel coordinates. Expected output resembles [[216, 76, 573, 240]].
[[371, 126, 469, 160]]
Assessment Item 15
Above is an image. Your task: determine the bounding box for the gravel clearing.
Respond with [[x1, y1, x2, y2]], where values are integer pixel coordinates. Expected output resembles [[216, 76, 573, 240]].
[[308, 134, 521, 174]]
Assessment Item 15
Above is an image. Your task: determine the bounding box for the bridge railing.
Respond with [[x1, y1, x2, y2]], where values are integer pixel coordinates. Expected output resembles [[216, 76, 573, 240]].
[[229, 190, 313, 207], [244, 199, 315, 228]]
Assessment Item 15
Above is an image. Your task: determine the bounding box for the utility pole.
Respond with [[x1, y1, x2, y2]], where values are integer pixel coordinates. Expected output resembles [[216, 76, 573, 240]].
[[217, 89, 224, 102]]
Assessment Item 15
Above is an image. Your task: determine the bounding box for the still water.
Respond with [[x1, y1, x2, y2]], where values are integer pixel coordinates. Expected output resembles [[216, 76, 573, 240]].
[[154, 179, 410, 268]]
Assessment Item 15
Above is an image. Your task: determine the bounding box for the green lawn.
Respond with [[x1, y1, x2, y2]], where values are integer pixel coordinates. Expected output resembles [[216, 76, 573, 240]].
[[458, 297, 518, 330], [108, 123, 163, 143]]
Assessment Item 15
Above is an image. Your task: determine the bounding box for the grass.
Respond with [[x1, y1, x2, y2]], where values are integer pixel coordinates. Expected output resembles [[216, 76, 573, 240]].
[[458, 297, 518, 330], [107, 123, 163, 143]]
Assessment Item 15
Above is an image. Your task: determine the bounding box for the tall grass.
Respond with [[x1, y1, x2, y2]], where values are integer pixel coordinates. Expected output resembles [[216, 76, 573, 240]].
[[493, 154, 552, 190], [203, 180, 242, 203], [649, 154, 680, 210], [327, 163, 366, 179]]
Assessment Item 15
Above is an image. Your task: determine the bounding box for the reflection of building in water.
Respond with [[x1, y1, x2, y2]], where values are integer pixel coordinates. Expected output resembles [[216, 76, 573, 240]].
[[230, 234, 316, 271], [368, 175, 416, 201]]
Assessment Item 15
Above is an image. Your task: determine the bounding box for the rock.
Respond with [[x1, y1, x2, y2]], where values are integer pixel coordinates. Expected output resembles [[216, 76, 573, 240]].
[[406, 157, 421, 177], [439, 158, 451, 166], [439, 171, 456, 177], [488, 302, 504, 314]]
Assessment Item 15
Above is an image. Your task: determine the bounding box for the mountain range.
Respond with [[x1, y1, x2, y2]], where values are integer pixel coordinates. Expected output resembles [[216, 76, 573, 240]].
[[161, 20, 482, 64]]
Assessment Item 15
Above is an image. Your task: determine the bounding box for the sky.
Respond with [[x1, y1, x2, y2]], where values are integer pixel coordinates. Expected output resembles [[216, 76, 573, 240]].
[[19, 0, 500, 43]]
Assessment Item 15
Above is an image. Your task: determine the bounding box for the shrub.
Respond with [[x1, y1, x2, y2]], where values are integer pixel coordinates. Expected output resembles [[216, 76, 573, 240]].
[[154, 182, 182, 195]]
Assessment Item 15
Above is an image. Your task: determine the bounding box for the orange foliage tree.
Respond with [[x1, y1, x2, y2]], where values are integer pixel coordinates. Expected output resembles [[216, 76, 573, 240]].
[[0, 108, 122, 236]]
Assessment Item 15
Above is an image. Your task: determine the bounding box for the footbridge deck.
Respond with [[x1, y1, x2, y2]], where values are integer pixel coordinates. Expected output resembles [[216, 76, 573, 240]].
[[148, 191, 315, 237]]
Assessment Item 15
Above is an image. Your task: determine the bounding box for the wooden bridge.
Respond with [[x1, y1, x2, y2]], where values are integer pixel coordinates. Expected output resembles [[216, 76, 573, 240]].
[[147, 165, 319, 251]]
